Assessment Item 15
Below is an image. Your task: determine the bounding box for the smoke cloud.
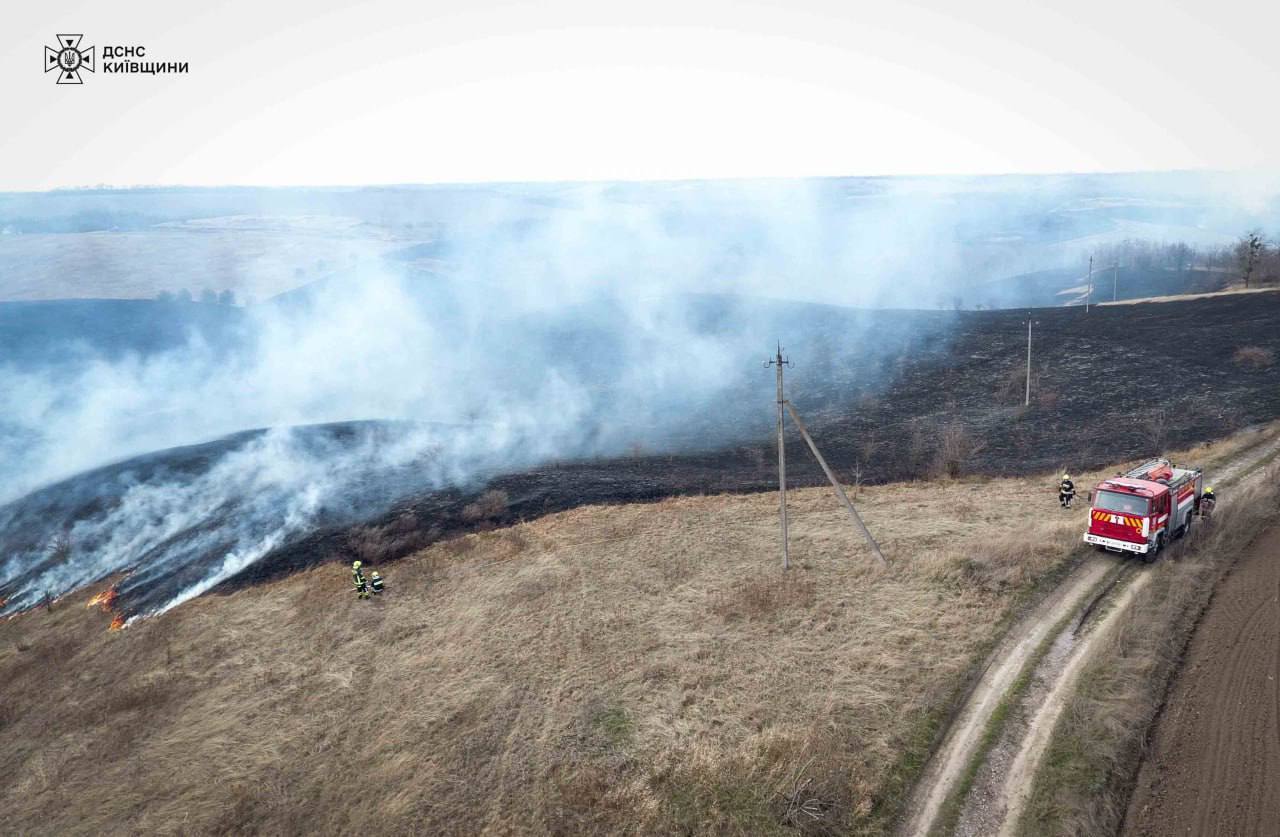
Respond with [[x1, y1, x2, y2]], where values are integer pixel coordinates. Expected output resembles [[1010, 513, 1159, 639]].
[[1, 174, 1277, 617]]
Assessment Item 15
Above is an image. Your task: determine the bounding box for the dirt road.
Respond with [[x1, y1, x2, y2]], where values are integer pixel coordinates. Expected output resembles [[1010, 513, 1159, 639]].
[[1121, 525, 1280, 837], [897, 557, 1116, 836], [901, 428, 1280, 837]]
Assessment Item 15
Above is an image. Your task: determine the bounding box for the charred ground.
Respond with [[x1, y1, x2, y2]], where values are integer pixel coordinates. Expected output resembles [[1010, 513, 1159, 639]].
[[4, 290, 1280, 616]]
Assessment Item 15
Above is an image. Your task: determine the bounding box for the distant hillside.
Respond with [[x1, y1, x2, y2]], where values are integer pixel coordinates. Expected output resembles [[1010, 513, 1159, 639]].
[[0, 299, 247, 368], [4, 291, 1279, 621], [3, 172, 1275, 306]]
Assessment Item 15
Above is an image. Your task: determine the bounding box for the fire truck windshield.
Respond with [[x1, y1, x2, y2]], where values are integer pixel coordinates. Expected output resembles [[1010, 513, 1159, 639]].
[[1093, 490, 1148, 515]]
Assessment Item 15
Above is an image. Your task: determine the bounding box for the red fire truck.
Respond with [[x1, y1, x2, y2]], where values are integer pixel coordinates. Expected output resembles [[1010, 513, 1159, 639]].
[[1083, 458, 1203, 560]]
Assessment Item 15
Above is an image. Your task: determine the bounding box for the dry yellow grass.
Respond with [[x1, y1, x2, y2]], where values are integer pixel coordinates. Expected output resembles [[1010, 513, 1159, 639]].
[[1097, 285, 1280, 307], [1, 432, 1267, 836]]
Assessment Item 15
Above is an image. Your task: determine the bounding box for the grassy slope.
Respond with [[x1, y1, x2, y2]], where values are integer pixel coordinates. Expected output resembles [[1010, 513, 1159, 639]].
[[1, 475, 1089, 836], [0, 430, 1268, 836]]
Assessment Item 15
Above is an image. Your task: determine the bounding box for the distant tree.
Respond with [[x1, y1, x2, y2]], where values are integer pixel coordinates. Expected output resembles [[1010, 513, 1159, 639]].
[[217, 289, 236, 306], [48, 533, 71, 563], [199, 288, 218, 304], [176, 288, 193, 303], [155, 290, 175, 302], [1236, 230, 1266, 289]]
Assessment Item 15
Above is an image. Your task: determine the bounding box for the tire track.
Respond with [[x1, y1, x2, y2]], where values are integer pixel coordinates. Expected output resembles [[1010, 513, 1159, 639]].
[[902, 429, 1280, 837], [897, 557, 1117, 837]]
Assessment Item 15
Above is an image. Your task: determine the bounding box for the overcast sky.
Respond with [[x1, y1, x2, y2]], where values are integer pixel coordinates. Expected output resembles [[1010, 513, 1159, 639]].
[[3, 0, 1278, 190]]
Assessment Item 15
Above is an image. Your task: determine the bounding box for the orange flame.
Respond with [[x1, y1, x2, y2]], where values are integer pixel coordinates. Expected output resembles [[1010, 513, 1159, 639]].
[[87, 587, 118, 612], [109, 614, 126, 631]]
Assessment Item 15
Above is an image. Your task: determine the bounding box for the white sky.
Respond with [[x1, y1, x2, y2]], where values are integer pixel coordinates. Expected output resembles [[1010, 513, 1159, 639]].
[[2, 0, 1278, 190]]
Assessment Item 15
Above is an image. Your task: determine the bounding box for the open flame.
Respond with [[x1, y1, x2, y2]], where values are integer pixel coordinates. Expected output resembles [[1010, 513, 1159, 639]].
[[86, 586, 126, 630], [87, 587, 118, 611]]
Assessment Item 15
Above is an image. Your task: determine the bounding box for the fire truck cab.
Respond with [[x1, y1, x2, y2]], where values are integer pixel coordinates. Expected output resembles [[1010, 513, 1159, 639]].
[[1083, 458, 1202, 561]]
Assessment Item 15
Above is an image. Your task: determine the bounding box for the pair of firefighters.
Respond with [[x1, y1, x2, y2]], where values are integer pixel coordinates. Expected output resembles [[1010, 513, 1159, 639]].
[[351, 560, 385, 600]]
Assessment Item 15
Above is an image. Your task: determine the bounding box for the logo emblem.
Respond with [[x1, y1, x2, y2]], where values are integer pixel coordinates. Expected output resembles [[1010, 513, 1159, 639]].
[[44, 34, 95, 84]]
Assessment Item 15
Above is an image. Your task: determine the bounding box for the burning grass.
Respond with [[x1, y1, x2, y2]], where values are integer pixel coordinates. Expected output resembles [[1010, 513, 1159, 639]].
[[86, 587, 117, 611], [0, 430, 1271, 835]]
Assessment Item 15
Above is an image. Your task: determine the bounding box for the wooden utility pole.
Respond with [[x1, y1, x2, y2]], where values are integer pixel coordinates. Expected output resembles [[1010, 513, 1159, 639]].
[[765, 345, 886, 569], [765, 344, 790, 569], [1024, 313, 1039, 407], [1085, 255, 1093, 312]]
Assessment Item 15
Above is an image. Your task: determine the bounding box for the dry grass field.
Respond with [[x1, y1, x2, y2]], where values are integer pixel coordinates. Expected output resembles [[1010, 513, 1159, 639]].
[[0, 431, 1268, 836]]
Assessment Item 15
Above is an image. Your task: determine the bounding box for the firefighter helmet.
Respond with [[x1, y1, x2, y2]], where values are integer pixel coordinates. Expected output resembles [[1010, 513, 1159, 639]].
[[1063, 474, 1070, 480], [352, 560, 362, 569], [1204, 486, 1214, 494]]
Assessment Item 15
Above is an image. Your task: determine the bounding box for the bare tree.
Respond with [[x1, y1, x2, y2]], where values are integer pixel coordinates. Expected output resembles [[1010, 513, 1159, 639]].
[[1236, 230, 1266, 289], [48, 532, 72, 562]]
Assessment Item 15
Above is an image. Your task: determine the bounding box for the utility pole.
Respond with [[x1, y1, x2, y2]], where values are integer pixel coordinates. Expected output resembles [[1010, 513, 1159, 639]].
[[1085, 255, 1093, 313], [765, 343, 790, 570], [764, 345, 886, 568], [1024, 313, 1039, 407]]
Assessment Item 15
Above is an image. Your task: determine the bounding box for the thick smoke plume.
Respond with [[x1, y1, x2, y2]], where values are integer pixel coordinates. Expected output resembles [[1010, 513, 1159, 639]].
[[1, 174, 1276, 618]]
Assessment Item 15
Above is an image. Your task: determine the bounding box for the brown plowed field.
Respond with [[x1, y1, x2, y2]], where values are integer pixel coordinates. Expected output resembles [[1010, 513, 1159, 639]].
[[1122, 526, 1280, 837]]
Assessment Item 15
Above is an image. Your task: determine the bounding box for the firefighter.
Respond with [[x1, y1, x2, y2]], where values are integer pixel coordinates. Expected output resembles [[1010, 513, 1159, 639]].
[[1059, 473, 1076, 508], [352, 560, 370, 600], [1200, 486, 1216, 516], [370, 571, 385, 595]]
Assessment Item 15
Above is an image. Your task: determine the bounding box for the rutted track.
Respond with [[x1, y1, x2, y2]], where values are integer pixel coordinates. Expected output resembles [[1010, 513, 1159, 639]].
[[900, 428, 1280, 837], [897, 555, 1117, 836]]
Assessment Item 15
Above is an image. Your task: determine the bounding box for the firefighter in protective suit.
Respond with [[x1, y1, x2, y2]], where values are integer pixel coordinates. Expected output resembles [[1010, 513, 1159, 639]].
[[1059, 474, 1076, 508], [1200, 486, 1216, 517], [370, 571, 385, 595], [352, 560, 370, 600]]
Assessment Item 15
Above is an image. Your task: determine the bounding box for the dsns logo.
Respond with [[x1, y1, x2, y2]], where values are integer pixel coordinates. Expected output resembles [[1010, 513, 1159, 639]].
[[44, 34, 95, 84]]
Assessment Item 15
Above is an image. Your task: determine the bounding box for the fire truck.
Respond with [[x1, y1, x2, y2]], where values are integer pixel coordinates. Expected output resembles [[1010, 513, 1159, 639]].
[[1082, 458, 1203, 560]]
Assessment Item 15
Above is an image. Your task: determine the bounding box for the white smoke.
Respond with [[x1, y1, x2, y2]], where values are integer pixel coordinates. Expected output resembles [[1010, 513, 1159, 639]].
[[2, 174, 1277, 616]]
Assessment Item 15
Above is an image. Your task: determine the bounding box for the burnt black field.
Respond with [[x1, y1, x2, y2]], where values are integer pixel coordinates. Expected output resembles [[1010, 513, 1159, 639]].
[[3, 290, 1279, 618], [237, 291, 1280, 591]]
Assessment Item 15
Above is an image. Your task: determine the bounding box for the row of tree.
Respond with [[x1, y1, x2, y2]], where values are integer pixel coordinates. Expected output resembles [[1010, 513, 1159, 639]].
[[155, 288, 237, 305], [1088, 231, 1280, 288]]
